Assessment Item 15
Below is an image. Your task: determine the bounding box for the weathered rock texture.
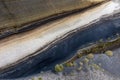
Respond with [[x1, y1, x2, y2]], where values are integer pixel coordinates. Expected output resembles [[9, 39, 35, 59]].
[[0, 1, 119, 78], [0, 0, 105, 35]]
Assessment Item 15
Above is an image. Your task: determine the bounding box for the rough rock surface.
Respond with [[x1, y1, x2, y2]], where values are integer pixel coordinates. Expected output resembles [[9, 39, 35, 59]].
[[0, 0, 105, 35]]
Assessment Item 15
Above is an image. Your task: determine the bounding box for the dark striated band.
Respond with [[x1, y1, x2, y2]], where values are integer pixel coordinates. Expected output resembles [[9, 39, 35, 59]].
[[0, 11, 120, 79]]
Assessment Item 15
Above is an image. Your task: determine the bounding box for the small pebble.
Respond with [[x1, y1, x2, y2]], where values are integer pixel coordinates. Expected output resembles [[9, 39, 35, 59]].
[[105, 50, 113, 57], [87, 53, 94, 59], [79, 62, 83, 66], [84, 58, 89, 63], [92, 64, 100, 70], [77, 67, 82, 71]]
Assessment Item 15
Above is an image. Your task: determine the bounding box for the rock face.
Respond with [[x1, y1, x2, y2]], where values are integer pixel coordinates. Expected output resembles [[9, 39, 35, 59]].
[[0, 1, 119, 79], [0, 0, 105, 35]]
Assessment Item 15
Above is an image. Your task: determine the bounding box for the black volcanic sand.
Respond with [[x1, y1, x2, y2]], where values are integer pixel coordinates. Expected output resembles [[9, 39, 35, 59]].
[[0, 12, 120, 79]]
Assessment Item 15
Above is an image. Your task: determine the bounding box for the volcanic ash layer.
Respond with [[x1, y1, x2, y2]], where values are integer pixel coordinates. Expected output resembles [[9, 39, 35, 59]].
[[0, 1, 120, 78]]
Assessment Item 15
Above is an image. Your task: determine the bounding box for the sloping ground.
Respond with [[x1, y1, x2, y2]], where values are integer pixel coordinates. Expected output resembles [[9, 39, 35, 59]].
[[27, 47, 120, 80], [0, 1, 118, 70], [0, 1, 119, 79], [0, 0, 105, 35]]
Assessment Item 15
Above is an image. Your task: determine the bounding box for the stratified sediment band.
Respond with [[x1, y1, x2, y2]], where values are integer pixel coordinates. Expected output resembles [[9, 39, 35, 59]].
[[0, 0, 106, 37], [0, 1, 120, 78]]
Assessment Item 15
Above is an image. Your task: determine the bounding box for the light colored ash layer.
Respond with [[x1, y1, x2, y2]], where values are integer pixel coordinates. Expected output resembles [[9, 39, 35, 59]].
[[0, 0, 105, 34], [0, 1, 119, 70]]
